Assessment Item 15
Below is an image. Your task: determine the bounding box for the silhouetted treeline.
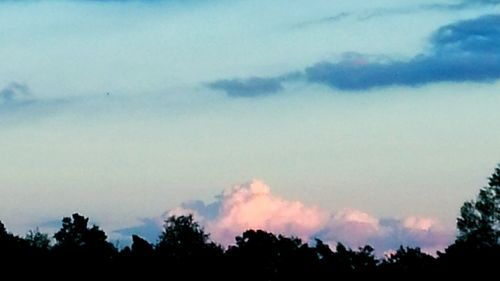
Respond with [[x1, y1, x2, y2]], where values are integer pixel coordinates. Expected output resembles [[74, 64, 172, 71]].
[[1, 165, 499, 279]]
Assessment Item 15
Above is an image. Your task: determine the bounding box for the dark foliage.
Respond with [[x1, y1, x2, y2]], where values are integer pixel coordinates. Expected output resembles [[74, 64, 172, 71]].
[[379, 246, 436, 276], [457, 165, 500, 246]]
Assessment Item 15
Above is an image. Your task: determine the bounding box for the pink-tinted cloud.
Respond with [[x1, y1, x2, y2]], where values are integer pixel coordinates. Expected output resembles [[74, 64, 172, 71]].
[[166, 180, 325, 245], [208, 180, 326, 244], [397, 216, 453, 254], [162, 180, 454, 255], [403, 216, 435, 231], [317, 209, 384, 248]]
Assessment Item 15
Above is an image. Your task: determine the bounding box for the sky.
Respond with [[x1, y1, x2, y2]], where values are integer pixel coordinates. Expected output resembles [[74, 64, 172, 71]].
[[1, 0, 500, 254]]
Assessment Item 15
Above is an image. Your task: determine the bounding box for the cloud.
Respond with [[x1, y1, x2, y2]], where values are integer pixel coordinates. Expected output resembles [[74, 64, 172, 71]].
[[207, 180, 325, 244], [0, 82, 31, 104], [0, 82, 77, 126], [0, 82, 116, 125], [432, 14, 500, 54], [315, 209, 383, 248], [426, 0, 500, 10], [293, 12, 350, 29], [361, 1, 500, 20], [208, 77, 285, 97], [165, 180, 326, 245], [306, 14, 500, 90], [314, 212, 452, 256], [134, 180, 454, 255], [209, 14, 500, 95], [295, 1, 500, 29], [380, 217, 453, 255]]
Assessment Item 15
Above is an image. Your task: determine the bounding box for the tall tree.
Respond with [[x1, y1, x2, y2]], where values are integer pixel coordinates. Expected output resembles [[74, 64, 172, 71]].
[[53, 213, 116, 263], [156, 215, 223, 276], [457, 165, 500, 246]]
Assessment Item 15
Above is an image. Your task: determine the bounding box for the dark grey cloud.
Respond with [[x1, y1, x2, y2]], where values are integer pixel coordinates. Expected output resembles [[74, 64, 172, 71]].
[[306, 14, 500, 90], [210, 14, 500, 95], [432, 14, 500, 54], [208, 77, 284, 97]]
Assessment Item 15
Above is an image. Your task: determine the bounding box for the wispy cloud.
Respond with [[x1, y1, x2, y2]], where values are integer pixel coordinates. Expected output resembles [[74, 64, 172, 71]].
[[357, 1, 500, 21], [0, 82, 31, 105], [297, 1, 500, 27], [424, 0, 500, 11], [208, 77, 284, 98], [293, 12, 350, 29], [357, 6, 420, 21], [209, 14, 500, 95], [207, 72, 300, 97], [125, 180, 453, 255], [0, 81, 110, 127]]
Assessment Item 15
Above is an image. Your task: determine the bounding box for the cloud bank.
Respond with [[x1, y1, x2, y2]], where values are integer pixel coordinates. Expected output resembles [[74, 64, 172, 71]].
[[126, 180, 453, 255], [310, 14, 500, 90], [209, 14, 500, 96]]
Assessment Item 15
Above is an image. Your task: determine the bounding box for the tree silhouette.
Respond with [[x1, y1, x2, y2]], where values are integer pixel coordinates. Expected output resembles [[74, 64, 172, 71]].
[[0, 220, 16, 256], [114, 235, 156, 278], [52, 213, 116, 265], [0, 221, 5, 236], [157, 215, 210, 252], [226, 230, 319, 281], [439, 164, 500, 276], [131, 234, 154, 258], [332, 243, 378, 275], [225, 229, 281, 280], [457, 165, 500, 246], [23, 228, 51, 265], [380, 246, 436, 275], [25, 228, 50, 250], [156, 215, 223, 277], [0, 220, 31, 272]]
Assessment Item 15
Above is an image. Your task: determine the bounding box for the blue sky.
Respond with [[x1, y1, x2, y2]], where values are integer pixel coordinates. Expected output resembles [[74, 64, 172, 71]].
[[1, 0, 499, 252]]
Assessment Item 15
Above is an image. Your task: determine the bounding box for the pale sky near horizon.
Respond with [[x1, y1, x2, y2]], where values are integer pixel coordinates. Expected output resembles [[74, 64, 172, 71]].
[[1, 0, 499, 252]]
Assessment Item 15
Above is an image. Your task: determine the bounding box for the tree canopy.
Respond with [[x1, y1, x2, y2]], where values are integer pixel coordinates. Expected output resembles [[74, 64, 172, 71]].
[[457, 165, 500, 246]]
